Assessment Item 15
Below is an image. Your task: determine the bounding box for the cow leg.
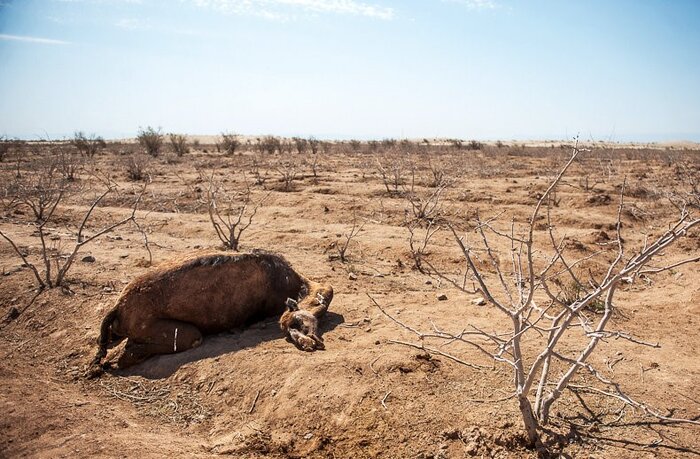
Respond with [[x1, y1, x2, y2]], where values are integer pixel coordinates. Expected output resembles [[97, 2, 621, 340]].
[[117, 320, 203, 368]]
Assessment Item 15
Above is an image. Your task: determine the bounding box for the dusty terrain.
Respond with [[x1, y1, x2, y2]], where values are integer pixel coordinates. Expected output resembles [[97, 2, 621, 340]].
[[1, 140, 699, 458]]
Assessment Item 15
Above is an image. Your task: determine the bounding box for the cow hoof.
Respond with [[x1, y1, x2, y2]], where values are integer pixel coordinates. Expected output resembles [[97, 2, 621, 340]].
[[298, 335, 316, 351], [84, 364, 104, 379]]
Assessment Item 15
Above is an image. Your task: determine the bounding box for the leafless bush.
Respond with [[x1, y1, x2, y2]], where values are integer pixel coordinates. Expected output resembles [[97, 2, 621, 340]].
[[466, 140, 484, 150], [0, 164, 145, 289], [403, 172, 448, 223], [320, 141, 333, 155], [427, 156, 449, 187], [0, 136, 11, 162], [306, 153, 322, 182], [71, 132, 106, 158], [279, 140, 293, 155], [249, 157, 270, 187], [275, 160, 298, 191], [381, 138, 397, 150], [168, 133, 189, 157], [293, 137, 308, 155], [376, 142, 700, 447], [308, 137, 320, 155], [367, 140, 380, 154], [138, 126, 164, 157], [10, 156, 64, 222], [328, 214, 364, 263], [348, 139, 362, 152], [220, 132, 241, 155], [57, 147, 84, 181], [673, 160, 700, 208], [376, 153, 408, 194], [124, 153, 150, 181], [257, 136, 279, 155], [206, 173, 267, 251], [407, 220, 439, 273]]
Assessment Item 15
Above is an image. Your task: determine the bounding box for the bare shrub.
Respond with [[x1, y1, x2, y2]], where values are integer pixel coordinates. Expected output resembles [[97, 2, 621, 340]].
[[308, 136, 320, 155], [71, 132, 106, 158], [279, 140, 293, 155], [257, 136, 279, 155], [0, 136, 11, 162], [376, 153, 408, 194], [403, 173, 448, 223], [57, 147, 84, 181], [275, 160, 298, 192], [673, 160, 700, 208], [1, 137, 23, 162], [206, 173, 267, 251], [293, 137, 308, 155], [427, 156, 448, 188], [0, 163, 145, 289], [124, 153, 150, 181], [169, 133, 189, 157], [328, 214, 364, 263], [407, 220, 439, 273], [249, 156, 270, 187], [320, 141, 333, 155], [220, 132, 241, 155], [138, 126, 164, 157], [348, 139, 362, 152], [376, 142, 700, 447], [307, 153, 321, 182], [381, 138, 397, 150], [466, 140, 483, 150]]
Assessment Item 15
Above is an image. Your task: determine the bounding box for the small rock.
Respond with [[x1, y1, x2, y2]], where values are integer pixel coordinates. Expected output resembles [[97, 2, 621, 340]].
[[442, 430, 461, 440], [3, 307, 19, 324], [81, 255, 96, 263], [437, 294, 448, 301], [193, 245, 202, 249], [472, 297, 486, 306], [304, 433, 314, 440], [348, 272, 358, 281], [464, 441, 479, 456], [120, 254, 129, 259], [425, 280, 432, 285], [375, 340, 380, 345]]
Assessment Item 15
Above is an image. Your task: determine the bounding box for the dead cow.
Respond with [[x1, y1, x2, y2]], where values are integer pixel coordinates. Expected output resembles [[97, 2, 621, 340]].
[[89, 251, 333, 375]]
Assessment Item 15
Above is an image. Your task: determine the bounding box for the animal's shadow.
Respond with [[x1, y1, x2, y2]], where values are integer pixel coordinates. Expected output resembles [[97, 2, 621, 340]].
[[115, 311, 345, 380]]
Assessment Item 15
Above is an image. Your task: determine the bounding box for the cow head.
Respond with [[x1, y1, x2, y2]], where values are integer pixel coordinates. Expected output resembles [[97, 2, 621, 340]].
[[279, 283, 333, 351]]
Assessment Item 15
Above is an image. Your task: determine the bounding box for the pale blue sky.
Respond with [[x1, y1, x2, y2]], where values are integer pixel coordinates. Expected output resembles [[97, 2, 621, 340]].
[[1, 0, 699, 141]]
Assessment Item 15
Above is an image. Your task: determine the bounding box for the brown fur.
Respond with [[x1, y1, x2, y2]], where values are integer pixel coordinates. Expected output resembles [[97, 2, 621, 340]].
[[88, 250, 333, 377]]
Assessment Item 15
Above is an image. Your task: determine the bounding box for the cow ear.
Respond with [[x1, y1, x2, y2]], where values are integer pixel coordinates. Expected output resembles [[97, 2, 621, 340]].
[[285, 297, 299, 311]]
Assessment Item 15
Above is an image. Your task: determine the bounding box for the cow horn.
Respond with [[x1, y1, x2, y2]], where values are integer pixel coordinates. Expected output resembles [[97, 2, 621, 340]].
[[285, 298, 299, 311]]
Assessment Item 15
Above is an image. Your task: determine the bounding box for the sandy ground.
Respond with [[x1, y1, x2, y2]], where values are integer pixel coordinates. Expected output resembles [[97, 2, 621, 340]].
[[1, 143, 699, 458]]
